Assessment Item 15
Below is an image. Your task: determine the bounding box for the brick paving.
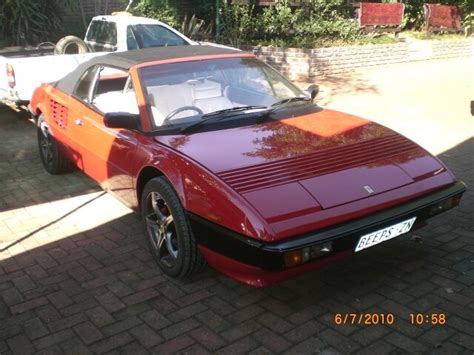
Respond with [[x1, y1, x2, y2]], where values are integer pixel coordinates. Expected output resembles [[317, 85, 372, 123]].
[[1, 60, 473, 353]]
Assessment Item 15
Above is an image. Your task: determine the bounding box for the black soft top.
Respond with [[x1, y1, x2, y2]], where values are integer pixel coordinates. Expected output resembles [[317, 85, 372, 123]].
[[55, 45, 242, 94]]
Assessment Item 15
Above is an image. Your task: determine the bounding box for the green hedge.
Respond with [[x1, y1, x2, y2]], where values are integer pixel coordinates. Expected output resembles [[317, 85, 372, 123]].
[[0, 0, 77, 46]]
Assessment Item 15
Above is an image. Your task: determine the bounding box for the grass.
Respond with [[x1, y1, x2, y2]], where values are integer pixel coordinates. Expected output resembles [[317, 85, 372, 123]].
[[355, 34, 400, 45], [247, 29, 471, 49], [241, 22, 472, 49], [249, 34, 400, 49], [403, 30, 465, 40]]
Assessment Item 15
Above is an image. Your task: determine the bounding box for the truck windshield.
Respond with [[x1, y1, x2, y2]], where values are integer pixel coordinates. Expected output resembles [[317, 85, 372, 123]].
[[130, 25, 188, 49], [139, 57, 306, 131]]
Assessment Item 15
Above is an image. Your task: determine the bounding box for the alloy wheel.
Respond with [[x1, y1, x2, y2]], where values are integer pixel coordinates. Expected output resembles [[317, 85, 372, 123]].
[[145, 191, 179, 268], [39, 123, 54, 168]]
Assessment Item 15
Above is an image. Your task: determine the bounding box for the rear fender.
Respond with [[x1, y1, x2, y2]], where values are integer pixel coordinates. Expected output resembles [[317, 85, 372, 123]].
[[29, 84, 48, 117]]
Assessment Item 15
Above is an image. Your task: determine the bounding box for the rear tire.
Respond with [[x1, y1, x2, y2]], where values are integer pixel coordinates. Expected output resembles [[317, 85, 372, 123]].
[[141, 177, 205, 278], [37, 115, 70, 174], [54, 36, 89, 55]]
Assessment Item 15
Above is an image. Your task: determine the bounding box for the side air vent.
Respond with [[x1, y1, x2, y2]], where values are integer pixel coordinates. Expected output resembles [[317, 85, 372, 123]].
[[218, 135, 419, 193], [49, 99, 69, 126]]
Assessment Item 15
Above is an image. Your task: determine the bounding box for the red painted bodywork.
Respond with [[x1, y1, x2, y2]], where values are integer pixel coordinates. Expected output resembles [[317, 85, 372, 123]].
[[198, 245, 354, 288], [156, 111, 454, 241], [29, 52, 459, 286]]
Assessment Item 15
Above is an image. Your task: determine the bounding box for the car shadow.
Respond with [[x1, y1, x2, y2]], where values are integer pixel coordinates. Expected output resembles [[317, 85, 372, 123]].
[[0, 107, 100, 214]]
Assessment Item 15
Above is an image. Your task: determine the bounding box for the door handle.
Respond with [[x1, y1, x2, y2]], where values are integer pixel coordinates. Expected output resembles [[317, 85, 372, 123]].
[[74, 119, 83, 126]]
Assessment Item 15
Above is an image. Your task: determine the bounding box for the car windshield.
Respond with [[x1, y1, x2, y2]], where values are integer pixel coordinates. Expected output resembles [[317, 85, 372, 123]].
[[131, 24, 188, 48], [139, 57, 305, 131]]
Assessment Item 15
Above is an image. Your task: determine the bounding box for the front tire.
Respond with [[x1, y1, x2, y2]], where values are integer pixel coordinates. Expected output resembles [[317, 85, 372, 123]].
[[141, 177, 205, 278], [37, 115, 70, 174]]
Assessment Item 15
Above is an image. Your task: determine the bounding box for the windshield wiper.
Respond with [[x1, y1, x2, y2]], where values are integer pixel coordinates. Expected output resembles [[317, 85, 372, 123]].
[[254, 96, 312, 124], [202, 105, 267, 118], [269, 96, 311, 113], [180, 105, 267, 134]]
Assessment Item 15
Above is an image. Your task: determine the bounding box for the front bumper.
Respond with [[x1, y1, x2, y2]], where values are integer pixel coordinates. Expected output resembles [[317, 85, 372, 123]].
[[189, 181, 466, 286]]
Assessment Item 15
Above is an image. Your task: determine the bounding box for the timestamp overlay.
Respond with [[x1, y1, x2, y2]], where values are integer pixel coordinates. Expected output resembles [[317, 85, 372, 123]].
[[334, 313, 447, 326]]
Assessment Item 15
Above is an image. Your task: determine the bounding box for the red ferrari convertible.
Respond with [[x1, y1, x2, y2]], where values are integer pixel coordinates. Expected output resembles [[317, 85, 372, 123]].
[[30, 46, 466, 287]]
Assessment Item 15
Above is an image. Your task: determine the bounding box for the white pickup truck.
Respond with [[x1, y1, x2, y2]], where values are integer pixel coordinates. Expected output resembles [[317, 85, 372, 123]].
[[0, 14, 230, 111]]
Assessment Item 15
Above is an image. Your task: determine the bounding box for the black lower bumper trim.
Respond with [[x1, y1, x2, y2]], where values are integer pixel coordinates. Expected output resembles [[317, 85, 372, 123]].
[[189, 181, 466, 271]]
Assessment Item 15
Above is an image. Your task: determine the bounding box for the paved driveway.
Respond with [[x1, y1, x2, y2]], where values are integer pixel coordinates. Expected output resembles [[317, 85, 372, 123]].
[[0, 58, 473, 354]]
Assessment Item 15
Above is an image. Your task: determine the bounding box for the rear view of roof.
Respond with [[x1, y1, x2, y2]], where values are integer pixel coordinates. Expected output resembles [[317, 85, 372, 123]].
[[55, 46, 244, 94]]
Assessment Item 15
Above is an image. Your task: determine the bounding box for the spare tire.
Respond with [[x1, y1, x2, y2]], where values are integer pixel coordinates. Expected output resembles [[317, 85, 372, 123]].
[[54, 36, 89, 55]]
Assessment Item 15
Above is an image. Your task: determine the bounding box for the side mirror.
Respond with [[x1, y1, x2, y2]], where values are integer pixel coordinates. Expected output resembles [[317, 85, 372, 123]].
[[104, 112, 141, 130], [304, 84, 319, 101]]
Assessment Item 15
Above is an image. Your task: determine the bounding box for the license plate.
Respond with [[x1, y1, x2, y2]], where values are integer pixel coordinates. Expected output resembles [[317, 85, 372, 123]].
[[354, 217, 417, 252]]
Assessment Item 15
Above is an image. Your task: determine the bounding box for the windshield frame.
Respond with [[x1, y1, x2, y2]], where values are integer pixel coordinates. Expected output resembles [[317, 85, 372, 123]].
[[135, 55, 310, 135]]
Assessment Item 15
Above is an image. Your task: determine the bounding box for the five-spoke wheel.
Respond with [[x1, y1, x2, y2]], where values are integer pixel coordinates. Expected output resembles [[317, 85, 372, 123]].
[[37, 115, 70, 174], [145, 191, 179, 268], [141, 177, 204, 277]]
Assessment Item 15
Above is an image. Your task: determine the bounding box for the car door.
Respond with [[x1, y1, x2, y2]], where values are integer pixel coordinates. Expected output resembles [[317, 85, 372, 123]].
[[85, 20, 118, 52], [70, 66, 140, 206]]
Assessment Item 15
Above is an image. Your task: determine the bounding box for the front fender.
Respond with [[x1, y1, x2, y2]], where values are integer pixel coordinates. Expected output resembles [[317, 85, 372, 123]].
[[135, 138, 276, 242]]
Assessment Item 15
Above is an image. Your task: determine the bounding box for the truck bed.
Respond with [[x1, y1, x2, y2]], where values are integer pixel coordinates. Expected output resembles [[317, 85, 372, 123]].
[[0, 51, 106, 109], [0, 45, 55, 58]]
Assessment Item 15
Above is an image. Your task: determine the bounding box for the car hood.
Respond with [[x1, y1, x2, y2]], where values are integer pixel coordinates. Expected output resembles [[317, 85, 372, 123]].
[[156, 109, 448, 222]]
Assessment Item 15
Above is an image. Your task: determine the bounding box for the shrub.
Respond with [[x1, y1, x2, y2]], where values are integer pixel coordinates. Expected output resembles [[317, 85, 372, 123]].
[[220, 2, 256, 47], [310, 0, 348, 18], [193, 0, 217, 25], [180, 14, 213, 41], [297, 0, 360, 46], [132, 0, 179, 28], [259, 0, 304, 40], [401, 0, 425, 30], [254, 0, 359, 48], [464, 12, 474, 36], [0, 0, 76, 46]]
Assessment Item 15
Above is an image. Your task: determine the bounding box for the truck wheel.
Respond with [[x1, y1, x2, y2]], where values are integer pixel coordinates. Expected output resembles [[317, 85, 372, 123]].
[[37, 115, 70, 174], [141, 177, 205, 278], [54, 36, 89, 55]]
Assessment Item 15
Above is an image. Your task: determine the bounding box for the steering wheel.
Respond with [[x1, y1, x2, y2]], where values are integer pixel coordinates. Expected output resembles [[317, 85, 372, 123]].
[[165, 106, 203, 122]]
